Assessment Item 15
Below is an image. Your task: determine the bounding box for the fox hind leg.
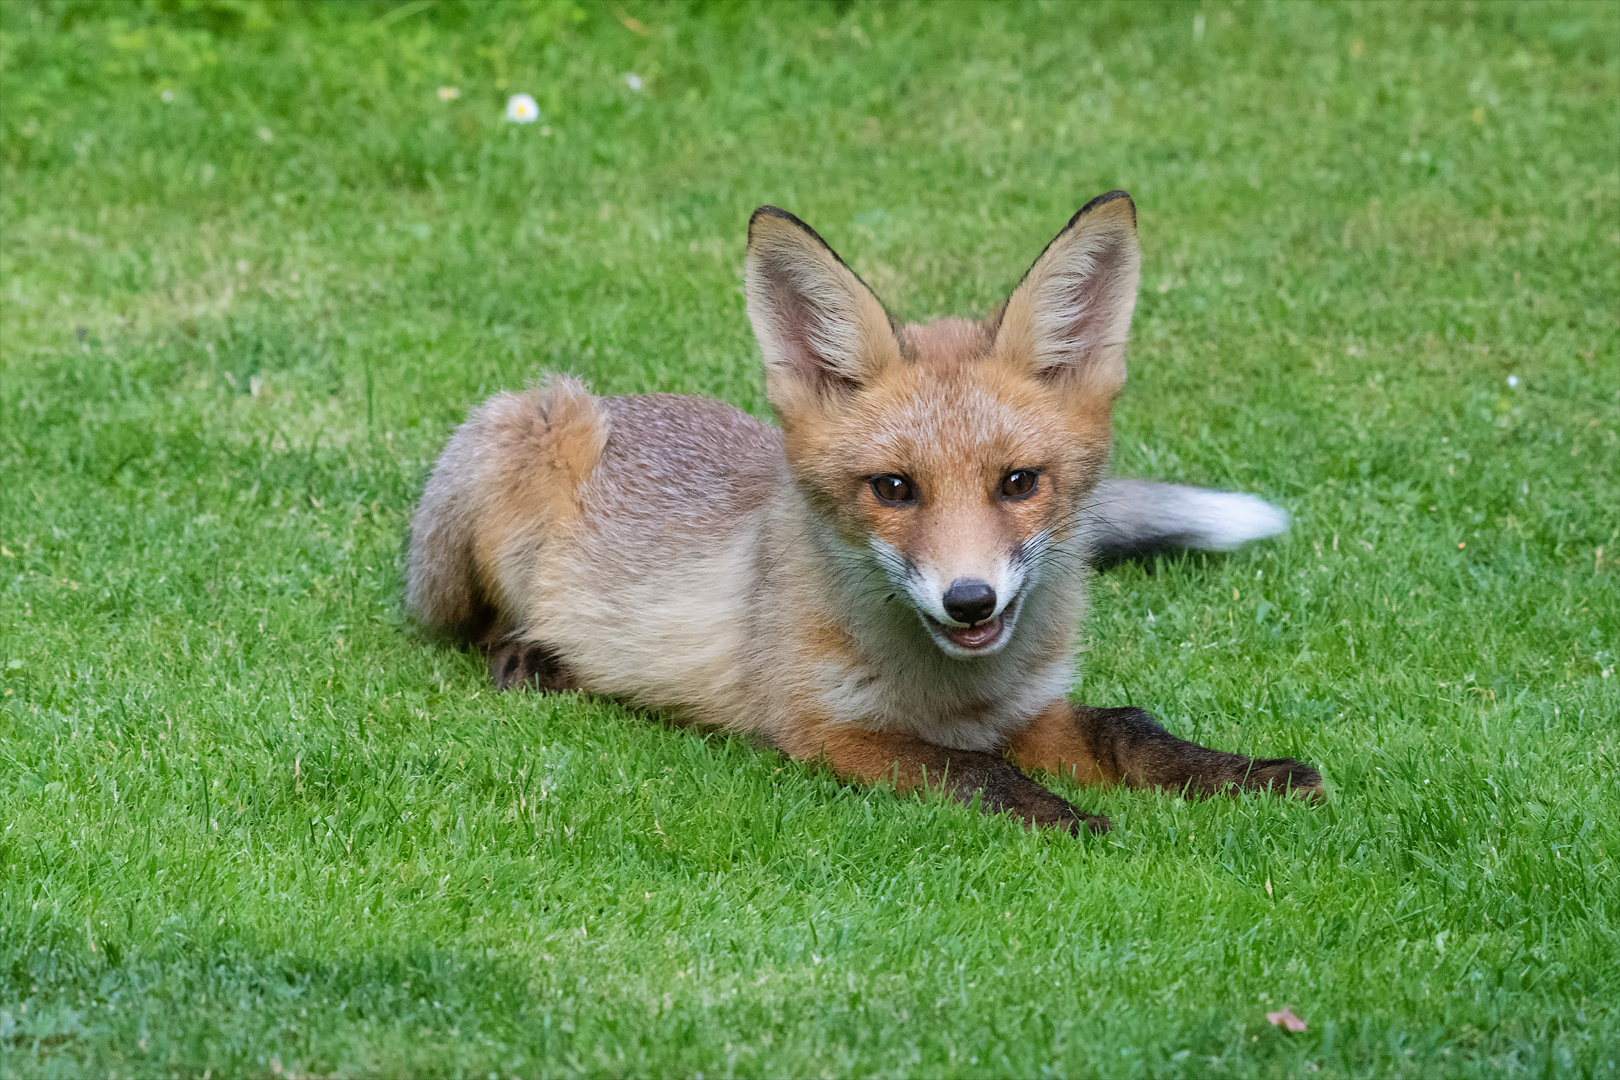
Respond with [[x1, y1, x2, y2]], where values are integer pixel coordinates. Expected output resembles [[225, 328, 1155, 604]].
[[1007, 701, 1323, 800], [488, 639, 578, 693]]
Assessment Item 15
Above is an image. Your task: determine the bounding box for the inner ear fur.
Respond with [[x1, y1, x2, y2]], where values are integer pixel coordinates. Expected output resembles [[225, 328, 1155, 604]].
[[994, 190, 1141, 397], [745, 207, 901, 414]]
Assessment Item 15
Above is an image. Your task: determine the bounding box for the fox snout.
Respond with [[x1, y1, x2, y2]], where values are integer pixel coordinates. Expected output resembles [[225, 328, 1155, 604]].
[[942, 579, 997, 625], [865, 535, 1031, 659], [928, 577, 1014, 654], [903, 559, 1029, 658]]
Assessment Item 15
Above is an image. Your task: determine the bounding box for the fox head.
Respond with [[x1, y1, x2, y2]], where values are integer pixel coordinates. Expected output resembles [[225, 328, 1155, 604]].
[[745, 193, 1141, 659]]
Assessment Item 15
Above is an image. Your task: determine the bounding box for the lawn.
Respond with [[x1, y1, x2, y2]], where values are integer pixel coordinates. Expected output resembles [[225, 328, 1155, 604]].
[[2, 1, 1617, 1076]]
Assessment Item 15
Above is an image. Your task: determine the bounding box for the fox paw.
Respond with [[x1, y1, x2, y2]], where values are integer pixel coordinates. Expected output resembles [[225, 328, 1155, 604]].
[[1243, 758, 1325, 801], [488, 640, 578, 692], [945, 752, 1111, 835], [1012, 785, 1112, 836], [1065, 810, 1114, 836]]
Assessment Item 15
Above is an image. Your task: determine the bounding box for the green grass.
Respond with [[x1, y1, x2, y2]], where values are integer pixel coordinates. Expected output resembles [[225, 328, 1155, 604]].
[[2, 1, 1617, 1076]]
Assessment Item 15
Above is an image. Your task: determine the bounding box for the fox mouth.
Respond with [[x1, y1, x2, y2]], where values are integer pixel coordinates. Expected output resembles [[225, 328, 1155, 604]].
[[920, 594, 1020, 657], [936, 614, 1004, 651]]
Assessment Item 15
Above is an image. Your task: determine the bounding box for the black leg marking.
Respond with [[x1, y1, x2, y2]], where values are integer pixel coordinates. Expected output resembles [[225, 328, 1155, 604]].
[[1075, 705, 1324, 800]]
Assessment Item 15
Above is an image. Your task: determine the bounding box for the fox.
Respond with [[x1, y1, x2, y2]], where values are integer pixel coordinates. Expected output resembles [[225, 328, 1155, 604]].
[[405, 191, 1323, 835]]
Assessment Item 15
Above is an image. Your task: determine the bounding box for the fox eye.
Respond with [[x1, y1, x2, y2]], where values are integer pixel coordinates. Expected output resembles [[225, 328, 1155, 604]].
[[1000, 469, 1039, 500], [870, 474, 916, 505]]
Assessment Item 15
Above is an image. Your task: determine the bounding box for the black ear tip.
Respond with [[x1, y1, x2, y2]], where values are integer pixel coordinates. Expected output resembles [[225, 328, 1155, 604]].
[[1072, 190, 1137, 228], [747, 206, 847, 264], [749, 205, 810, 240]]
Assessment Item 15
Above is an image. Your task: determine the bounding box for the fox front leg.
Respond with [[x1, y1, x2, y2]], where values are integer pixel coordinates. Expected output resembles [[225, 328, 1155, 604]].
[[1006, 701, 1324, 800], [791, 726, 1112, 835]]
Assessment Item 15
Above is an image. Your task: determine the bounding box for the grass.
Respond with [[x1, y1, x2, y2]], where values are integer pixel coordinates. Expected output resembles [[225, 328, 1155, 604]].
[[1, 1, 1617, 1076]]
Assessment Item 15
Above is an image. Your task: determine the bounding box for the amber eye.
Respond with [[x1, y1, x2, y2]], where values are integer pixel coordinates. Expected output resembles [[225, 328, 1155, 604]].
[[870, 474, 916, 505], [1000, 469, 1039, 500]]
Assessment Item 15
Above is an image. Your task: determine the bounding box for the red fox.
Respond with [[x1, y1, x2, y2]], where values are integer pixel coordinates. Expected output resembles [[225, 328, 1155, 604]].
[[406, 191, 1322, 834]]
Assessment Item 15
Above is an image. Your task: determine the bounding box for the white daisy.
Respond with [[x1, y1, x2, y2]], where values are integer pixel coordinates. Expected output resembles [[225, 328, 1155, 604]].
[[624, 72, 643, 92], [505, 93, 540, 124]]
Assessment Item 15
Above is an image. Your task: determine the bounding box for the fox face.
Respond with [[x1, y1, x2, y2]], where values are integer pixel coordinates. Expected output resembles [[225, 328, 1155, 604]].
[[746, 194, 1141, 659], [787, 339, 1114, 658]]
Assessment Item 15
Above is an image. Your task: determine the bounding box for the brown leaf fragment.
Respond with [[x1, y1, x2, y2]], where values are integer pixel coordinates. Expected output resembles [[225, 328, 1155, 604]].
[[1266, 1007, 1308, 1033], [612, 5, 649, 35]]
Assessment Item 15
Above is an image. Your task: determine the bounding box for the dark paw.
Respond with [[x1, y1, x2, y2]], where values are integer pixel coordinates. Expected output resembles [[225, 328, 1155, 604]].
[[1019, 787, 1112, 835], [1068, 810, 1114, 835], [1004, 794, 1112, 835], [995, 774, 1111, 835], [488, 640, 577, 692], [944, 752, 1110, 836], [1244, 758, 1325, 801]]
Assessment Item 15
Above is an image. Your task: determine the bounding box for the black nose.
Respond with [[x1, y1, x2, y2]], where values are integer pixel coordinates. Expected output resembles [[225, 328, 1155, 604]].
[[943, 579, 997, 624]]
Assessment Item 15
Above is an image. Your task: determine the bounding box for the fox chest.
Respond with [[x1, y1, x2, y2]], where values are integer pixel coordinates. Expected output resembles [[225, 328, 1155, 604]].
[[808, 653, 1074, 753]]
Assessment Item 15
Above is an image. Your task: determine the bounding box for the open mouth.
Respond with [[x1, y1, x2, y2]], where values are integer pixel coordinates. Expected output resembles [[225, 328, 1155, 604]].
[[901, 582, 1023, 658], [939, 614, 1005, 651], [920, 600, 1017, 655]]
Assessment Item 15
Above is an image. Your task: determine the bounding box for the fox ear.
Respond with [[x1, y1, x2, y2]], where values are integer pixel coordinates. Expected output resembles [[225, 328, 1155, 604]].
[[746, 207, 900, 409], [994, 191, 1141, 395]]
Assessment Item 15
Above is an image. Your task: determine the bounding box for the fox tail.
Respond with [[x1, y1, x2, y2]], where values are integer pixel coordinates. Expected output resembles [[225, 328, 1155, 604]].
[[1081, 479, 1289, 563]]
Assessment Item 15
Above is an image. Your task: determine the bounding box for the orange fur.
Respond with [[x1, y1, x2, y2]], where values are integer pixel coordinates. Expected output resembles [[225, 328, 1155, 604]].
[[1005, 701, 1111, 785]]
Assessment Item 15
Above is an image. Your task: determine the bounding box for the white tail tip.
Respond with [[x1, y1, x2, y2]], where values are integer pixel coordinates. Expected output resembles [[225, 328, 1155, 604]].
[[1179, 490, 1290, 551]]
